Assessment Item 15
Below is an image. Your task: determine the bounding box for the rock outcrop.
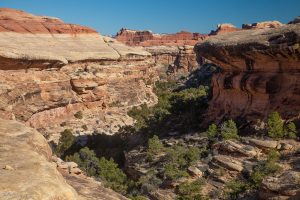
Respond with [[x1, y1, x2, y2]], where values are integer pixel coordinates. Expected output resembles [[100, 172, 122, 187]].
[[195, 23, 300, 122], [209, 23, 240, 36], [0, 119, 79, 199], [115, 29, 208, 78], [0, 8, 157, 140], [242, 21, 283, 29], [0, 119, 128, 200]]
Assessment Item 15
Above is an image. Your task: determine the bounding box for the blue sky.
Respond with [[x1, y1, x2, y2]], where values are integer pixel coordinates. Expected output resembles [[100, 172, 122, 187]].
[[1, 0, 300, 35]]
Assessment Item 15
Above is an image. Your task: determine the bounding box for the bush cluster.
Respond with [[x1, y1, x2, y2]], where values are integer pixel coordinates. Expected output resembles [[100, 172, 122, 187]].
[[206, 120, 239, 140]]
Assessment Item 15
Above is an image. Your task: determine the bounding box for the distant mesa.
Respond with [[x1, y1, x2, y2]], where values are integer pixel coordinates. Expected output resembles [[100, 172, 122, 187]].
[[115, 28, 208, 46]]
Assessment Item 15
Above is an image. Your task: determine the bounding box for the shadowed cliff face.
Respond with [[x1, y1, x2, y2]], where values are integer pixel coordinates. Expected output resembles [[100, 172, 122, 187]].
[[0, 8, 158, 141], [195, 23, 300, 122]]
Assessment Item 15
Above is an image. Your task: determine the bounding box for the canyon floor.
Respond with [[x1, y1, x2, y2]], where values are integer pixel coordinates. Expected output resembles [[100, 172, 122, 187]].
[[0, 7, 299, 200]]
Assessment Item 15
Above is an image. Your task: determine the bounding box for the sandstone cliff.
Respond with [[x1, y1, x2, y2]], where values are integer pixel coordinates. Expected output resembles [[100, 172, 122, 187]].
[[115, 29, 207, 78], [0, 8, 157, 140], [195, 23, 300, 122]]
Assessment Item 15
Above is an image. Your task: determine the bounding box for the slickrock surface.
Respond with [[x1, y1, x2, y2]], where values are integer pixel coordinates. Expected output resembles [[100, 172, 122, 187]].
[[195, 23, 300, 121], [60, 170, 128, 200], [0, 119, 128, 200], [0, 119, 78, 200], [0, 8, 157, 140]]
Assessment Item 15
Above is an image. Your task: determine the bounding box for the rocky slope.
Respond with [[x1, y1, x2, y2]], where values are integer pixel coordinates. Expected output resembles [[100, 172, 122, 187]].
[[0, 119, 127, 200], [124, 132, 300, 199], [195, 22, 300, 123], [0, 8, 158, 141]]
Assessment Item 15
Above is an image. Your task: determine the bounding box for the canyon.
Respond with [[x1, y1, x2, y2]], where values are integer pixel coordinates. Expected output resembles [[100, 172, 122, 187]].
[[115, 29, 207, 78], [0, 6, 299, 200]]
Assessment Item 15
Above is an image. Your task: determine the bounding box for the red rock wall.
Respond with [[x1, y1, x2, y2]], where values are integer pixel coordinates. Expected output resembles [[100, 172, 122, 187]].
[[0, 8, 97, 34], [115, 28, 208, 47], [195, 23, 300, 122]]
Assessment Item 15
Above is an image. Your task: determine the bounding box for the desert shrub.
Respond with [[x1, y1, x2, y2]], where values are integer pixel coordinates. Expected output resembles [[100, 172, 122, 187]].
[[129, 196, 148, 200], [184, 147, 201, 166], [66, 147, 99, 176], [128, 103, 152, 130], [220, 120, 239, 140], [250, 149, 281, 187], [267, 112, 284, 139], [55, 129, 75, 157], [74, 111, 83, 119], [224, 180, 249, 199], [66, 147, 127, 194], [109, 100, 122, 107], [177, 179, 205, 200], [67, 147, 128, 194], [267, 112, 298, 139], [207, 123, 218, 139], [163, 145, 203, 181], [98, 157, 128, 194], [164, 163, 189, 181], [285, 122, 297, 138], [147, 135, 164, 159], [82, 125, 88, 131]]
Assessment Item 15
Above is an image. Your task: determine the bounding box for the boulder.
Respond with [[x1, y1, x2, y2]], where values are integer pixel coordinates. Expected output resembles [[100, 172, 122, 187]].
[[188, 166, 203, 178], [213, 140, 259, 157], [213, 155, 243, 172], [259, 171, 300, 199], [247, 138, 278, 149]]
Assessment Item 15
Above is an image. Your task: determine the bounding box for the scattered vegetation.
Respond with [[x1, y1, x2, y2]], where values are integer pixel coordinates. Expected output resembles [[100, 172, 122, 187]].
[[128, 81, 209, 134], [74, 111, 83, 119], [249, 149, 281, 187], [207, 123, 218, 139], [224, 149, 282, 198], [147, 135, 164, 160], [55, 129, 75, 157], [267, 112, 298, 139], [206, 120, 239, 140], [66, 147, 128, 194], [177, 179, 206, 200], [109, 100, 122, 107]]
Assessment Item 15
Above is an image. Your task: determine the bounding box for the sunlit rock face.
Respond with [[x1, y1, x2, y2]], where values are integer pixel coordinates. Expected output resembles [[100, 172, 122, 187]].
[[0, 119, 129, 200], [115, 28, 208, 77], [195, 23, 300, 122], [0, 8, 157, 140], [209, 23, 240, 36]]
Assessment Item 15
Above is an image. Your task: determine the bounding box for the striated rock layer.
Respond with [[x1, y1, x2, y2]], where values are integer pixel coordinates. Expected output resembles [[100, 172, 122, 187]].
[[115, 28, 208, 47], [115, 28, 208, 78], [195, 23, 300, 122], [0, 8, 157, 140]]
